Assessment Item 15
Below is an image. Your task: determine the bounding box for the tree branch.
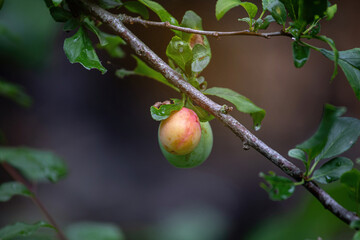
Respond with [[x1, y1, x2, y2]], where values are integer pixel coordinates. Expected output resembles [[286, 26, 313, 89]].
[[118, 14, 292, 39], [2, 163, 68, 240], [80, 0, 359, 225]]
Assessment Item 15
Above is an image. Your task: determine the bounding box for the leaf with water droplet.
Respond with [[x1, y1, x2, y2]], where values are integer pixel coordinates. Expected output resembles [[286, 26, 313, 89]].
[[166, 36, 193, 73], [312, 157, 353, 184]]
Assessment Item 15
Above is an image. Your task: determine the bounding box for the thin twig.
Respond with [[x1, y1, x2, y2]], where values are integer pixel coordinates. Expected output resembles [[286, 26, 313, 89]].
[[118, 14, 292, 39], [1, 163, 68, 240], [80, 0, 359, 226]]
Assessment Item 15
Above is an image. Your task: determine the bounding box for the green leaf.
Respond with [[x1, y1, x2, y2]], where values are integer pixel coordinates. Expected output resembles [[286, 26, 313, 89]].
[[204, 87, 265, 130], [296, 104, 346, 161], [63, 18, 80, 32], [262, 0, 270, 11], [354, 231, 360, 240], [0, 0, 4, 10], [259, 171, 295, 201], [185, 99, 214, 122], [49, 7, 72, 22], [279, 0, 298, 20], [321, 48, 360, 100], [267, 1, 287, 25], [97, 32, 126, 58], [351, 220, 360, 230], [83, 17, 108, 47], [116, 55, 178, 91], [317, 35, 338, 80], [166, 36, 193, 73], [292, 41, 310, 68], [137, 0, 179, 35], [124, 1, 149, 19], [0, 182, 33, 202], [191, 44, 211, 73], [258, 15, 275, 29], [66, 222, 124, 240], [340, 169, 360, 203], [238, 17, 251, 26], [0, 222, 54, 240], [63, 27, 107, 74], [52, 0, 62, 7], [298, 0, 327, 24], [0, 147, 67, 183], [239, 2, 258, 19], [150, 99, 184, 121], [99, 0, 123, 9], [326, 4, 337, 20], [312, 157, 353, 184], [0, 79, 32, 107], [288, 148, 307, 163]]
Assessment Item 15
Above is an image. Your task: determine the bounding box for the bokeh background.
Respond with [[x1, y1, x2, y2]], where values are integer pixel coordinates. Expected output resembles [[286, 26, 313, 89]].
[[0, 0, 360, 239]]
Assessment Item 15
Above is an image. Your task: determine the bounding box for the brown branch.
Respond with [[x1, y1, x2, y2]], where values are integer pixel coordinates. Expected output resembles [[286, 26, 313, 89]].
[[118, 13, 292, 39], [2, 163, 68, 240], [80, 0, 359, 226]]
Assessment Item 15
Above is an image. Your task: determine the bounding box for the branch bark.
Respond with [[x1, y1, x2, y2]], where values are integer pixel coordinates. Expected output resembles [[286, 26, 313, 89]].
[[118, 14, 292, 39], [80, 0, 359, 225]]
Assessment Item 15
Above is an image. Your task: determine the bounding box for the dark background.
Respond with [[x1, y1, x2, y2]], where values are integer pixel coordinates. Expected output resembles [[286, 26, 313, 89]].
[[0, 0, 359, 239]]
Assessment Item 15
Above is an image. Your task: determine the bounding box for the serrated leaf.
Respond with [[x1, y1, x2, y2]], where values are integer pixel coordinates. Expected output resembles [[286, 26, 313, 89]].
[[326, 4, 337, 20], [166, 36, 193, 73], [312, 157, 353, 184], [116, 55, 178, 91], [0, 182, 33, 202], [298, 0, 327, 24], [49, 7, 72, 22], [137, 0, 179, 35], [267, 0, 287, 25], [52, 0, 62, 7], [0, 147, 67, 183], [99, 0, 123, 9], [258, 15, 275, 29], [259, 171, 295, 201], [0, 79, 32, 107], [150, 99, 183, 121], [63, 27, 107, 74], [320, 48, 360, 100], [340, 169, 360, 203], [292, 41, 310, 68], [97, 32, 126, 58], [124, 1, 149, 19], [317, 35, 338, 81], [66, 222, 124, 240], [0, 222, 54, 240], [279, 0, 298, 20], [288, 148, 307, 163], [204, 87, 265, 130], [296, 104, 346, 161]]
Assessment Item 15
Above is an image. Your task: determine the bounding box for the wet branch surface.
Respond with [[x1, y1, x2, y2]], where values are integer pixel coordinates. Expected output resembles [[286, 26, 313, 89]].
[[81, 0, 359, 225]]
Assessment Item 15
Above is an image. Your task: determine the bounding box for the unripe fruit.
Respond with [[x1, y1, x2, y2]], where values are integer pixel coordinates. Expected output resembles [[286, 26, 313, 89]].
[[159, 107, 201, 155], [159, 121, 213, 168]]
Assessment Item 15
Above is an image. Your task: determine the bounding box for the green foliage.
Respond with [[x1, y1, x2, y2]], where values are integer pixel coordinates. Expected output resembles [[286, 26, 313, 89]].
[[311, 157, 353, 184], [267, 1, 287, 26], [317, 35, 339, 80], [0, 222, 54, 240], [298, 0, 327, 24], [354, 231, 360, 240], [0, 182, 33, 202], [204, 87, 265, 130], [66, 222, 124, 240], [288, 148, 307, 163], [0, 147, 67, 183], [166, 36, 193, 73], [321, 48, 360, 100], [137, 0, 179, 27], [96, 32, 126, 58], [52, 0, 62, 7], [63, 27, 107, 74], [341, 169, 360, 204], [0, 79, 32, 107], [159, 121, 213, 168], [278, 0, 298, 20], [216, 0, 258, 22], [150, 99, 184, 121], [259, 171, 295, 201], [326, 4, 337, 20], [292, 41, 310, 68], [116, 55, 178, 91], [98, 0, 123, 9], [49, 7, 72, 22], [124, 1, 149, 19]]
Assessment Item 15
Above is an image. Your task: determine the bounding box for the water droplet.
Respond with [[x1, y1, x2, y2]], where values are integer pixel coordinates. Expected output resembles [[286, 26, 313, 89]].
[[291, 37, 296, 41], [325, 176, 332, 183], [178, 47, 183, 53], [254, 125, 261, 131], [243, 141, 250, 150]]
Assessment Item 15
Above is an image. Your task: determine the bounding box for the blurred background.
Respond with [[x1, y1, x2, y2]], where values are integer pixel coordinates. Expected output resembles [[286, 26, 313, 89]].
[[0, 0, 359, 239]]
